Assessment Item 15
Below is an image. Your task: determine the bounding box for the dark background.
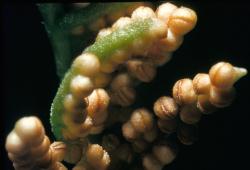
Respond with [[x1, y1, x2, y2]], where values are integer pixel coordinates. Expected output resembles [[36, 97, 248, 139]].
[[2, 2, 250, 170]]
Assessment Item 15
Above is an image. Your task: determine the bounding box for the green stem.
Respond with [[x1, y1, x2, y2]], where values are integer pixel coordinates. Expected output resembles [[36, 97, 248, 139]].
[[50, 18, 154, 140], [38, 3, 136, 79], [85, 19, 153, 61]]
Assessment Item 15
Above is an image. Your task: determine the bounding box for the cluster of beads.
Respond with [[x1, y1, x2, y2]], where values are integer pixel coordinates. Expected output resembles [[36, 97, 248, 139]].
[[122, 108, 158, 153], [5, 2, 248, 170], [72, 143, 110, 170], [143, 141, 178, 170], [62, 52, 103, 141], [99, 2, 197, 108], [58, 51, 113, 167], [101, 134, 134, 165], [5, 116, 67, 170], [107, 2, 196, 69], [153, 96, 179, 134], [59, 2, 198, 142], [173, 62, 247, 124], [145, 2, 197, 66], [71, 2, 151, 36], [50, 2, 198, 169], [62, 88, 110, 141], [153, 61, 247, 145], [109, 73, 136, 107]]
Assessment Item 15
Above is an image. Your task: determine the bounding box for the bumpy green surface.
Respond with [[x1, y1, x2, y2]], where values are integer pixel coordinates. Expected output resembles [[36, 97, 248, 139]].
[[85, 19, 153, 61], [50, 18, 154, 140], [38, 3, 136, 79]]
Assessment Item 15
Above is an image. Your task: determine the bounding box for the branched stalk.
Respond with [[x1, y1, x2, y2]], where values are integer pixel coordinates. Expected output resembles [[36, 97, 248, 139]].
[[50, 18, 155, 140]]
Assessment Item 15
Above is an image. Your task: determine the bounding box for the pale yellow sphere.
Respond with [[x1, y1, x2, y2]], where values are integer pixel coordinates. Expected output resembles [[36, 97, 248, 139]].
[[169, 7, 197, 36], [156, 2, 178, 23], [73, 53, 100, 77], [132, 6, 156, 20], [70, 75, 94, 99], [14, 116, 45, 146]]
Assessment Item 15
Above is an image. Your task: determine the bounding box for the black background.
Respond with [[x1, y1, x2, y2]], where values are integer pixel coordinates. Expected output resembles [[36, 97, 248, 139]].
[[2, 2, 250, 170]]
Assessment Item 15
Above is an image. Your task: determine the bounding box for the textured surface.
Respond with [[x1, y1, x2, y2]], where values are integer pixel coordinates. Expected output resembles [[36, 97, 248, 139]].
[[2, 2, 250, 170]]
